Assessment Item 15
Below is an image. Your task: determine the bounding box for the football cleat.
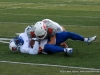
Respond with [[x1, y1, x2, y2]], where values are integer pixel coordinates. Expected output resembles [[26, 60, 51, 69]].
[[64, 48, 73, 56], [86, 36, 97, 44]]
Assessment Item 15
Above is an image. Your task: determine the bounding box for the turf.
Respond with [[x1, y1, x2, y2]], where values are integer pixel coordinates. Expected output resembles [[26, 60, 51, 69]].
[[0, 0, 100, 75]]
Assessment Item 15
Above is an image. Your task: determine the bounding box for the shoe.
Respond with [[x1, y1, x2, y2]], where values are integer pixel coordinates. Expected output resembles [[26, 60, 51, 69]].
[[64, 48, 73, 56], [86, 36, 97, 44]]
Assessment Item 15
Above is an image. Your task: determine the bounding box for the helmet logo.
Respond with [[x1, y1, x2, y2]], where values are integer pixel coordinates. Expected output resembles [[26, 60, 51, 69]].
[[43, 23, 46, 30]]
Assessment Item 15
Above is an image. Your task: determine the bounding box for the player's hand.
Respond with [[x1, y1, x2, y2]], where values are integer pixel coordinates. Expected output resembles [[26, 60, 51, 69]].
[[38, 47, 43, 54]]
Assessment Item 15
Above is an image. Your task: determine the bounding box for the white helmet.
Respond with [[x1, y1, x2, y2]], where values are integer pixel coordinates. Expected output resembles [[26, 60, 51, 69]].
[[9, 36, 24, 52], [9, 39, 19, 52], [25, 25, 33, 33], [34, 21, 47, 39]]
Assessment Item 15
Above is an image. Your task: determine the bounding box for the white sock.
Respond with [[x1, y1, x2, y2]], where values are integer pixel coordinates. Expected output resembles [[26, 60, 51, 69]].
[[84, 38, 88, 42], [64, 48, 67, 52]]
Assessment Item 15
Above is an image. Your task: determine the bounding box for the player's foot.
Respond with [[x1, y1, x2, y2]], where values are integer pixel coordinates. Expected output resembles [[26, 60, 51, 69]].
[[86, 36, 97, 44], [64, 48, 73, 56]]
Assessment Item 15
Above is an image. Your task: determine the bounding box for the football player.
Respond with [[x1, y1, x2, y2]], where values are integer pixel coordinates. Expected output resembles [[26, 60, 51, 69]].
[[26, 19, 68, 48], [9, 26, 40, 55], [9, 26, 67, 55], [33, 21, 97, 54]]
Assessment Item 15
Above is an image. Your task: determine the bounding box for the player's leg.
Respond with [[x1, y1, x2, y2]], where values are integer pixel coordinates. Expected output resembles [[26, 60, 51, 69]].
[[56, 31, 84, 45], [44, 44, 73, 55], [56, 31, 96, 45], [43, 31, 96, 54]]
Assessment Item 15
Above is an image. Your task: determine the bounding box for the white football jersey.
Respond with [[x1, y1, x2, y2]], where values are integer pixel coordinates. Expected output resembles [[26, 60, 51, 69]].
[[25, 19, 63, 38], [18, 31, 49, 55], [42, 19, 63, 33], [19, 32, 39, 55]]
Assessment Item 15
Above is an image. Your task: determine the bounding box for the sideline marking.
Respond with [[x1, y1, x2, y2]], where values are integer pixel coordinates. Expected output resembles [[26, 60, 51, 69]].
[[0, 61, 100, 71]]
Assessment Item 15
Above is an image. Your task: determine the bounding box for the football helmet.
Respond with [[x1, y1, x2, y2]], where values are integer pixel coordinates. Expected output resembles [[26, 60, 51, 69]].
[[25, 25, 35, 38], [25, 25, 33, 33], [34, 21, 47, 39], [9, 36, 24, 52]]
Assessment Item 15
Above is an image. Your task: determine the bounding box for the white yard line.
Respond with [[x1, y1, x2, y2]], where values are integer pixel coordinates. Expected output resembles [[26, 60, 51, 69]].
[[62, 25, 100, 27], [0, 22, 32, 24], [0, 40, 9, 43], [1, 13, 100, 19], [0, 22, 100, 28], [0, 2, 99, 6], [0, 60, 100, 71], [0, 5, 100, 11], [0, 38, 11, 40]]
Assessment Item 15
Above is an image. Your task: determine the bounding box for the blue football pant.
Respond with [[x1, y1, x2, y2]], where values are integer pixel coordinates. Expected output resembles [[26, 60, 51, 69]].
[[44, 31, 84, 54]]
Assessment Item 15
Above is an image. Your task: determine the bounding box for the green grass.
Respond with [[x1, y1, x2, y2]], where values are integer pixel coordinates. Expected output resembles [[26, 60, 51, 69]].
[[0, 0, 100, 26], [1, 63, 100, 75], [0, 0, 100, 75]]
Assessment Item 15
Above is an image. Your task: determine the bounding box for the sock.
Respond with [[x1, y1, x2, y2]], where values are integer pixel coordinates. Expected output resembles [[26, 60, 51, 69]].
[[64, 48, 67, 52], [84, 38, 88, 42]]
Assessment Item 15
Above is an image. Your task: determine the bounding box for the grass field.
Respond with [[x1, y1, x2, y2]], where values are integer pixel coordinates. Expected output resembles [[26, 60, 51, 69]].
[[0, 0, 100, 75]]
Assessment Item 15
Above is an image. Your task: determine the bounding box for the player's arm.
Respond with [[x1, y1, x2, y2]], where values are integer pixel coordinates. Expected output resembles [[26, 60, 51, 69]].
[[29, 41, 39, 54], [20, 40, 39, 55], [47, 27, 56, 45], [30, 38, 45, 54]]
